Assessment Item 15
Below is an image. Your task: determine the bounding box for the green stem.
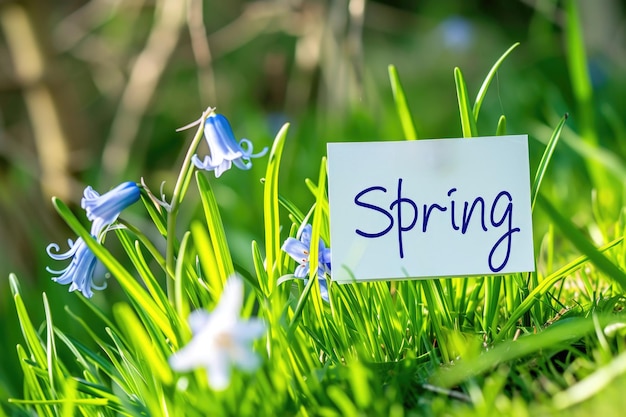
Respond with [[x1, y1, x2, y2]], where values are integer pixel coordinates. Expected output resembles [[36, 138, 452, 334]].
[[165, 107, 214, 304]]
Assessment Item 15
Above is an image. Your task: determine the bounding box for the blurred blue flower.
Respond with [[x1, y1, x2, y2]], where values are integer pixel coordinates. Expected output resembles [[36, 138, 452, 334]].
[[169, 276, 266, 390], [47, 181, 141, 298], [192, 113, 268, 177], [439, 16, 473, 51], [282, 224, 331, 301]]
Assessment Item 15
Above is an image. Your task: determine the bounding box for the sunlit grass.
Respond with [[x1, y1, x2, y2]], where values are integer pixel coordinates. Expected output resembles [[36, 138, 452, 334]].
[[3, 2, 626, 415]]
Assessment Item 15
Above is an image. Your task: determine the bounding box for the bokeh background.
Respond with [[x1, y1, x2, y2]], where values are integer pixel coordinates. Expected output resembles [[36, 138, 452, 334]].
[[0, 0, 625, 400]]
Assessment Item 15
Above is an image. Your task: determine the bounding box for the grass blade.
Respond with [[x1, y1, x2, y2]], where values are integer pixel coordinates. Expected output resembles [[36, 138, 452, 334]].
[[388, 65, 418, 140], [454, 67, 477, 138], [263, 123, 290, 295], [473, 42, 520, 120], [434, 315, 622, 388], [531, 114, 568, 210], [538, 193, 626, 291], [10, 274, 47, 368], [196, 172, 235, 284], [495, 115, 506, 136], [113, 303, 173, 386], [495, 236, 622, 341]]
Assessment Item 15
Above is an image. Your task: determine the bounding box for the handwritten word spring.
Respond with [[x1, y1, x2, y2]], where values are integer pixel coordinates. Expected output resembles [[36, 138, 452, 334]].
[[353, 178, 521, 273]]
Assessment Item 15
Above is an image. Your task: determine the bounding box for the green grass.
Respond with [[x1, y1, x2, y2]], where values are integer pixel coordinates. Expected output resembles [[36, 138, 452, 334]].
[[3, 2, 626, 415]]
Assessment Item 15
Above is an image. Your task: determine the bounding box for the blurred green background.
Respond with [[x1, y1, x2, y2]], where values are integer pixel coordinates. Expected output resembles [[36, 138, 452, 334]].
[[0, 0, 625, 402]]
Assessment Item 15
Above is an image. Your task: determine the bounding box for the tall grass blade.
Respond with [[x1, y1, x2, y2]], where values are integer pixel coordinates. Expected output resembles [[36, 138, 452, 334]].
[[531, 114, 568, 210], [113, 303, 173, 385], [196, 172, 235, 284], [263, 123, 290, 295], [10, 274, 47, 368], [454, 67, 477, 138], [388, 65, 418, 140], [473, 43, 520, 120]]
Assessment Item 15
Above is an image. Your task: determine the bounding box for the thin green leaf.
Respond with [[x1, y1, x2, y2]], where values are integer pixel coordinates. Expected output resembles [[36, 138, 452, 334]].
[[454, 67, 477, 138], [278, 194, 305, 227], [388, 65, 418, 140], [263, 122, 290, 295], [473, 42, 520, 120], [196, 172, 234, 283], [191, 220, 221, 299], [113, 303, 173, 385], [251, 240, 269, 299], [495, 115, 506, 136], [139, 194, 168, 237], [115, 229, 169, 313], [531, 114, 568, 210], [175, 231, 192, 318], [10, 274, 47, 369], [42, 294, 62, 397], [553, 348, 626, 409], [118, 219, 170, 278]]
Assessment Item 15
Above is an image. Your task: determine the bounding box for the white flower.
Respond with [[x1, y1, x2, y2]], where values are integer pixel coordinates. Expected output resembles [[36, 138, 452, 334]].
[[169, 276, 266, 390]]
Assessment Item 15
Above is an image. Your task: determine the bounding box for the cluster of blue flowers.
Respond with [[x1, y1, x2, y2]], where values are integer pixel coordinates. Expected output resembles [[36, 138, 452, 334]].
[[46, 110, 333, 390], [47, 182, 141, 298], [47, 111, 332, 302]]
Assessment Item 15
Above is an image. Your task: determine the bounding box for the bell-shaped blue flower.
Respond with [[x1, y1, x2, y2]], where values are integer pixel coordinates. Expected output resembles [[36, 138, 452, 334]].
[[47, 181, 141, 298], [47, 238, 99, 298], [192, 113, 268, 177], [282, 224, 331, 302], [82, 181, 141, 237]]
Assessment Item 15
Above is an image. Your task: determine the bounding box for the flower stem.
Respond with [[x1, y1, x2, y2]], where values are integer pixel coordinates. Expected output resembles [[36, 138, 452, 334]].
[[166, 107, 214, 304]]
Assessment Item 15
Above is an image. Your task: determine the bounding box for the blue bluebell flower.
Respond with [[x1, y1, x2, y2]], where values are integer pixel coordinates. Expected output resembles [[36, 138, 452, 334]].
[[47, 181, 141, 298], [282, 224, 331, 302], [192, 113, 268, 177], [82, 181, 141, 237], [47, 238, 99, 298]]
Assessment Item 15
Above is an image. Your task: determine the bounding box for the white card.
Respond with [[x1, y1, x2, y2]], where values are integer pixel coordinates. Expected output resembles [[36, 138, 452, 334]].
[[327, 135, 535, 283]]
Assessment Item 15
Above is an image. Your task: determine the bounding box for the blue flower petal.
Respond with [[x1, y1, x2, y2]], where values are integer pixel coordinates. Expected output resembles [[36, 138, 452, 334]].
[[282, 237, 308, 261], [193, 113, 267, 177], [82, 181, 140, 237], [281, 223, 333, 297], [318, 276, 329, 302], [48, 238, 99, 298]]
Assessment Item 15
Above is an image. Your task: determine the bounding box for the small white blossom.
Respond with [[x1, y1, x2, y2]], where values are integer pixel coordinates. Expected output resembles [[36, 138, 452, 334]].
[[169, 276, 266, 390]]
